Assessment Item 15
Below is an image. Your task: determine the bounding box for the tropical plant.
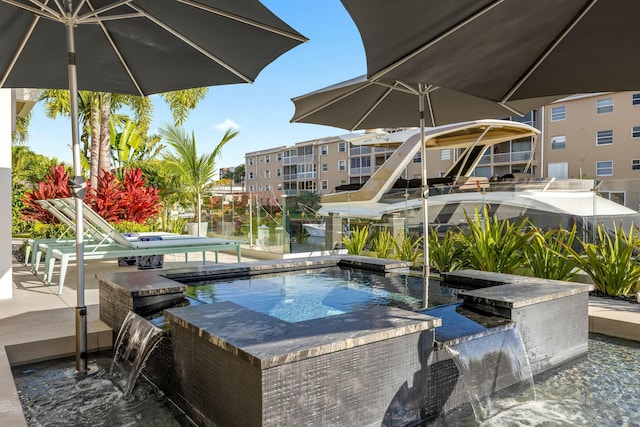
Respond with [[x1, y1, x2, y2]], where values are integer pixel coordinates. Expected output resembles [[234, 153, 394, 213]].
[[524, 225, 580, 281], [428, 228, 465, 273], [565, 223, 640, 296], [342, 226, 369, 255], [20, 165, 72, 223], [160, 124, 238, 234], [393, 231, 423, 265], [371, 227, 395, 259], [456, 206, 532, 274]]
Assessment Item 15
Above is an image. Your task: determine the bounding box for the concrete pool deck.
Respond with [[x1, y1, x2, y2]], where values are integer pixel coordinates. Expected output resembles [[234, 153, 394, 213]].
[[1, 247, 639, 426]]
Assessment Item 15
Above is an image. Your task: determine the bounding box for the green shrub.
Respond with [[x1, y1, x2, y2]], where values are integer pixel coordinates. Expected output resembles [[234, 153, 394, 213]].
[[428, 228, 465, 273], [566, 223, 640, 296], [113, 220, 154, 234], [371, 227, 395, 259], [524, 225, 580, 281], [30, 221, 68, 239], [342, 226, 369, 255], [393, 231, 423, 265], [456, 206, 531, 274]]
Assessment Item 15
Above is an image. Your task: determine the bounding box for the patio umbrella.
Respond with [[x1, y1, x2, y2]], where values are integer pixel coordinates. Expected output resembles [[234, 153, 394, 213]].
[[292, 76, 558, 307], [341, 0, 640, 103], [0, 0, 306, 372]]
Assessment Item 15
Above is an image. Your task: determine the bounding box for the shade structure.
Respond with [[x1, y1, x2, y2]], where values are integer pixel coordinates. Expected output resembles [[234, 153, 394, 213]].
[[291, 75, 559, 130], [0, 0, 306, 372], [341, 0, 640, 103]]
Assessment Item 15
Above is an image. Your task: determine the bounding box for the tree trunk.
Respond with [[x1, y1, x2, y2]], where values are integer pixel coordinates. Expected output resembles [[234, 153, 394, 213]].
[[89, 95, 100, 191], [98, 93, 112, 179]]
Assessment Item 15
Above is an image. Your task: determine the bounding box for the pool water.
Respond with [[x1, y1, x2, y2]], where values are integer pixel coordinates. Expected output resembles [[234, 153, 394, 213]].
[[185, 267, 426, 323]]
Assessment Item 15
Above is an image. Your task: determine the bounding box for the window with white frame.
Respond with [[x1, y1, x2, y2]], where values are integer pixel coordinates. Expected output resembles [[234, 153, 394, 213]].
[[249, 185, 254, 192], [265, 184, 271, 191], [248, 157, 254, 166], [413, 152, 421, 163], [258, 184, 264, 191], [440, 149, 451, 161], [600, 191, 625, 206], [259, 171, 263, 177], [248, 172, 254, 180], [596, 98, 614, 114], [551, 135, 566, 150], [264, 154, 270, 163], [321, 145, 328, 155], [322, 163, 328, 172], [321, 180, 329, 190], [596, 160, 613, 176], [596, 130, 614, 145], [276, 168, 282, 177], [633, 93, 640, 105], [276, 153, 282, 161], [338, 160, 346, 171], [337, 142, 346, 153], [633, 126, 640, 139], [265, 170, 270, 178], [551, 106, 566, 121], [633, 159, 640, 170]]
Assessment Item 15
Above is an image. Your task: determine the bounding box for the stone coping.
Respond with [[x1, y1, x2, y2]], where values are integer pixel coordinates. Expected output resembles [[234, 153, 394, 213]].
[[441, 270, 592, 289], [460, 282, 591, 309], [165, 301, 440, 369]]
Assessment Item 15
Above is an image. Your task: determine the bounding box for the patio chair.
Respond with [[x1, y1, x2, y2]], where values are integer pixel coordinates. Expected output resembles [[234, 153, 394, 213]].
[[41, 198, 242, 294]]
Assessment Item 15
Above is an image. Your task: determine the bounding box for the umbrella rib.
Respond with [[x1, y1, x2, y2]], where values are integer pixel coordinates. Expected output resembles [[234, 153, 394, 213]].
[[424, 89, 436, 126], [82, 13, 143, 23], [177, 0, 307, 43], [293, 81, 369, 123], [2, 0, 59, 20], [26, 0, 60, 18], [0, 14, 38, 87], [501, 0, 598, 103], [372, 80, 418, 96], [77, 0, 133, 21], [127, 3, 254, 83], [85, 0, 145, 95], [352, 84, 396, 130], [370, 0, 505, 81]]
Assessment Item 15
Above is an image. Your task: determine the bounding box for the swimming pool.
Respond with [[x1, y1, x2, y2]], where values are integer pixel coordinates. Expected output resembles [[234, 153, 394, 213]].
[[185, 267, 426, 323]]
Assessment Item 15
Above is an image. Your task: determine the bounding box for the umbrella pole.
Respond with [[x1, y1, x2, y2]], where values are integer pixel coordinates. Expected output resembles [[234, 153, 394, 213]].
[[419, 89, 429, 309], [65, 14, 88, 374]]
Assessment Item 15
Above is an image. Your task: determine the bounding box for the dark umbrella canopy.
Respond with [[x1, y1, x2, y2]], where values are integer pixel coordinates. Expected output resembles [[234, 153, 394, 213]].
[[0, 0, 307, 94], [341, 0, 640, 103], [292, 75, 559, 130], [0, 0, 305, 373]]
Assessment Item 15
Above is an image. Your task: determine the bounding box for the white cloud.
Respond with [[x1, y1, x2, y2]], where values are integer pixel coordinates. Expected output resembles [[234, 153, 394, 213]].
[[214, 119, 239, 132]]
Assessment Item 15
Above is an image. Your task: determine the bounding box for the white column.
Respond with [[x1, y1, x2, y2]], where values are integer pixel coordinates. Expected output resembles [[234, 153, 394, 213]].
[[0, 89, 13, 299]]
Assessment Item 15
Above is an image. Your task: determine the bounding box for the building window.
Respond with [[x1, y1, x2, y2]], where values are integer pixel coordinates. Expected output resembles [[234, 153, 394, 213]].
[[596, 98, 613, 114], [337, 142, 346, 153], [264, 155, 270, 163], [265, 170, 270, 178], [633, 93, 640, 105], [249, 185, 254, 192], [596, 160, 613, 176], [248, 157, 254, 166], [338, 160, 346, 171], [321, 145, 328, 155], [440, 149, 451, 161], [322, 163, 328, 172], [413, 152, 421, 163], [633, 126, 640, 139], [321, 180, 329, 190], [551, 135, 566, 150], [600, 191, 625, 206], [248, 172, 254, 180], [633, 159, 640, 170], [276, 168, 282, 177], [596, 130, 614, 146], [258, 185, 264, 191], [276, 153, 282, 161], [550, 106, 566, 121]]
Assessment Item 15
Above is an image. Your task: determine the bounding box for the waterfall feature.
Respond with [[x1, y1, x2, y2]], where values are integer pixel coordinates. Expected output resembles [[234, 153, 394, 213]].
[[444, 325, 535, 421], [110, 311, 164, 399]]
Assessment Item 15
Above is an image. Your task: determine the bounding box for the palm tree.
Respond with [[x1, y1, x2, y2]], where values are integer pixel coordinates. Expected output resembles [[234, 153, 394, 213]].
[[159, 124, 238, 236]]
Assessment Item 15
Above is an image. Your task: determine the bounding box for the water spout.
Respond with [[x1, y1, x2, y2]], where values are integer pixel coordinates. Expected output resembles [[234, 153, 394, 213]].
[[110, 311, 164, 399]]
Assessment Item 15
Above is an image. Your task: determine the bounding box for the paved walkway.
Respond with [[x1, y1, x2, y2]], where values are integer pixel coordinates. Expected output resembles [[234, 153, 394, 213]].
[[0, 243, 639, 426]]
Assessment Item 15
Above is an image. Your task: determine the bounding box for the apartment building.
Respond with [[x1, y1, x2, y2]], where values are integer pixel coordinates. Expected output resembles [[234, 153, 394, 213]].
[[245, 91, 640, 210]]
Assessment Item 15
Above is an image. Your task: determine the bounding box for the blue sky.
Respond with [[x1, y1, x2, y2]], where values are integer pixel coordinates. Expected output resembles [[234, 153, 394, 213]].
[[25, 1, 367, 170]]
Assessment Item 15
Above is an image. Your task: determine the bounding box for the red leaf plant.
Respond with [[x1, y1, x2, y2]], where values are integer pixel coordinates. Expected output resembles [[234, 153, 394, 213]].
[[21, 165, 72, 224]]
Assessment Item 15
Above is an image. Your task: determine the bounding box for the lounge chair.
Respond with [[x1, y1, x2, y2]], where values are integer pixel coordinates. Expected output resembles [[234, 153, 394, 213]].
[[38, 198, 242, 294]]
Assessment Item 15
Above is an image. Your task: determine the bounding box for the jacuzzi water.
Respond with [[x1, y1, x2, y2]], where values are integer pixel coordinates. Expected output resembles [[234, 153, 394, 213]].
[[185, 267, 427, 323], [13, 334, 640, 426]]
